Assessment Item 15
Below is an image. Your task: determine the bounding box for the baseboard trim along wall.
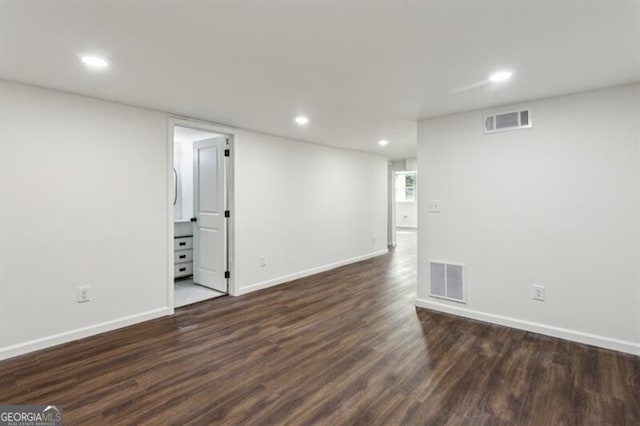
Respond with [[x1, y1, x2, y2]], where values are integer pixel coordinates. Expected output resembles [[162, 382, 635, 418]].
[[236, 249, 389, 296], [0, 307, 170, 361], [1, 251, 389, 360], [415, 298, 640, 356]]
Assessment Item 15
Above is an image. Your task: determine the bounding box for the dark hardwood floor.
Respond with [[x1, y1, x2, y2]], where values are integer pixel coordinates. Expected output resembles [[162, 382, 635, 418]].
[[1, 230, 639, 425]]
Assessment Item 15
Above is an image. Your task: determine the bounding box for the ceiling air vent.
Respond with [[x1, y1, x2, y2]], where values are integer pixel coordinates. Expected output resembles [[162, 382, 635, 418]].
[[429, 261, 465, 303], [484, 109, 532, 134]]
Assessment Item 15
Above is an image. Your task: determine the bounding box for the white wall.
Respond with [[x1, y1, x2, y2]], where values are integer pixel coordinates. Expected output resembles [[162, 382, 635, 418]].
[[0, 81, 170, 358], [417, 84, 640, 354], [233, 131, 388, 294], [0, 80, 388, 359]]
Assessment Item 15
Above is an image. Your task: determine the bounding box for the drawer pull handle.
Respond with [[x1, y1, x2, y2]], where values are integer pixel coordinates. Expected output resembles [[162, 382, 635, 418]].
[[179, 242, 186, 246], [179, 255, 186, 259], [179, 267, 186, 272]]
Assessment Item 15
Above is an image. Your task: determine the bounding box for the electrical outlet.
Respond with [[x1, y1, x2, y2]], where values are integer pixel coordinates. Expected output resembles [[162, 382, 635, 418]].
[[260, 256, 267, 267], [533, 284, 545, 301], [372, 235, 377, 244], [428, 200, 441, 213], [77, 286, 90, 303]]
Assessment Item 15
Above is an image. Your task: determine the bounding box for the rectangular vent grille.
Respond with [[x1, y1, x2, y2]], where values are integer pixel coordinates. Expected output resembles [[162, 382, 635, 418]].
[[429, 261, 465, 303], [484, 109, 532, 134]]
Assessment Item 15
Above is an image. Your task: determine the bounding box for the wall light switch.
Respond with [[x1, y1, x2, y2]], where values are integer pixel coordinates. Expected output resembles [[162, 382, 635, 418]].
[[428, 200, 441, 213], [77, 286, 90, 303], [533, 284, 545, 301]]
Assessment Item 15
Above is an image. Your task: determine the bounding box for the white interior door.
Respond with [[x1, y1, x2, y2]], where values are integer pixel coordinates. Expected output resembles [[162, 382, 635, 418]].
[[193, 137, 227, 292]]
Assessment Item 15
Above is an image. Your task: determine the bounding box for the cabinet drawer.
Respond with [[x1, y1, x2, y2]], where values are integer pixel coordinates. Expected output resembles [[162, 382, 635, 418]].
[[174, 249, 193, 264], [174, 237, 193, 250], [174, 262, 193, 278]]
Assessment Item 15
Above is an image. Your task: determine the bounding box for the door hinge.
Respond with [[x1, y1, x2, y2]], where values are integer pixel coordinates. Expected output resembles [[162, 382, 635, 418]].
[[190, 217, 197, 222], [224, 149, 230, 157], [224, 271, 230, 279], [224, 210, 230, 218]]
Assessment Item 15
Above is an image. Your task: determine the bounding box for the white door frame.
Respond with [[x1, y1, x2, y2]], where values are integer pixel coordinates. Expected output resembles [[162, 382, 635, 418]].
[[167, 116, 236, 313], [387, 162, 397, 248]]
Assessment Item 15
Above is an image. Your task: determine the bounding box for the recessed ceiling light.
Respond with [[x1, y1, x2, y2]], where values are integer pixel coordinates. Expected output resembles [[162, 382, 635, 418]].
[[295, 116, 309, 126], [489, 70, 513, 83], [378, 140, 389, 147], [81, 55, 109, 69]]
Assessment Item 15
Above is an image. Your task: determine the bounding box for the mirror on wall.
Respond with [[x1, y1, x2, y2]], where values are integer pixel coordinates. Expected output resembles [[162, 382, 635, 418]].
[[173, 141, 194, 222], [173, 168, 178, 206]]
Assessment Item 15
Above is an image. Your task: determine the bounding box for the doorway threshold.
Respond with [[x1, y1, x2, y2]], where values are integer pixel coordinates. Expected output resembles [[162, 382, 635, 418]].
[[175, 278, 226, 308]]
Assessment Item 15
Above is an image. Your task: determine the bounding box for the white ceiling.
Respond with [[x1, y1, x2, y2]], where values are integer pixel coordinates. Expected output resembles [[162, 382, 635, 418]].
[[1, 1, 638, 159]]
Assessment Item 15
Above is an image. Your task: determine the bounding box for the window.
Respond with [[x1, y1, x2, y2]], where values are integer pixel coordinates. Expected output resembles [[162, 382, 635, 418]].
[[395, 172, 416, 202]]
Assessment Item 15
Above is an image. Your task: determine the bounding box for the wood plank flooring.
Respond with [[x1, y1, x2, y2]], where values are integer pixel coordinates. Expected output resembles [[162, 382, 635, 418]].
[[1, 230, 639, 425]]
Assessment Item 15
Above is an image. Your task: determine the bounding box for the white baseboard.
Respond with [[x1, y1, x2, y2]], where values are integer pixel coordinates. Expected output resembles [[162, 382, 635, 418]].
[[236, 249, 389, 296], [0, 307, 170, 361], [415, 298, 640, 356]]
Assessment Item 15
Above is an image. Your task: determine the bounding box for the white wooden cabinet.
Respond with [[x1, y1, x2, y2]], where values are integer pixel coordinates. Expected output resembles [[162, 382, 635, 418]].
[[174, 236, 193, 278]]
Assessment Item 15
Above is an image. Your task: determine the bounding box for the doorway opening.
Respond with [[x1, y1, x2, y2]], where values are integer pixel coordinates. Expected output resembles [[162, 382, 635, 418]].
[[388, 159, 417, 249], [395, 170, 417, 234], [170, 120, 233, 308]]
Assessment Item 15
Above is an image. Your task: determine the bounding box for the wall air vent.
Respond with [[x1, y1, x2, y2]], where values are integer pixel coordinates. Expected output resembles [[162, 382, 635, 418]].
[[429, 261, 465, 303], [484, 109, 532, 134]]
